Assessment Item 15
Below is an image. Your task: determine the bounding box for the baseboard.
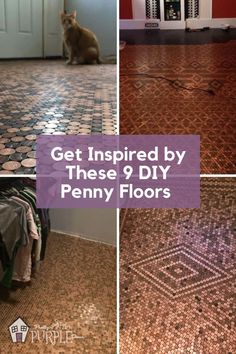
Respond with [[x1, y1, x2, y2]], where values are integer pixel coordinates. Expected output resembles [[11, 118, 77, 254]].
[[50, 228, 116, 247], [120, 19, 160, 30], [120, 18, 236, 30], [186, 18, 236, 29]]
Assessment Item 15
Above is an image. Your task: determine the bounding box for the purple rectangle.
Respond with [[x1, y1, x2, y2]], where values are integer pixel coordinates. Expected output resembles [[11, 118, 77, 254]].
[[37, 135, 200, 208]]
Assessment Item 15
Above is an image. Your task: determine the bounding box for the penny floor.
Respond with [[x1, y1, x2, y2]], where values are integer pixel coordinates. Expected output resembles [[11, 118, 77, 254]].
[[120, 178, 236, 354], [120, 41, 236, 174], [0, 232, 116, 353], [0, 60, 117, 174]]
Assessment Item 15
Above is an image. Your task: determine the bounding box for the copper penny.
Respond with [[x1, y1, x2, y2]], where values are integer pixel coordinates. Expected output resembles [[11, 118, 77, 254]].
[[27, 151, 36, 159], [103, 131, 115, 135], [0, 144, 5, 150], [16, 146, 31, 153], [21, 158, 36, 168], [2, 161, 21, 171], [37, 121, 47, 125], [67, 130, 78, 135], [0, 148, 15, 156], [79, 129, 91, 133], [69, 122, 80, 126], [20, 127, 32, 132], [7, 128, 20, 133], [46, 124, 57, 129], [0, 138, 10, 144], [26, 135, 37, 141], [11, 136, 24, 142], [33, 126, 44, 130], [43, 129, 55, 134], [50, 120, 59, 124]]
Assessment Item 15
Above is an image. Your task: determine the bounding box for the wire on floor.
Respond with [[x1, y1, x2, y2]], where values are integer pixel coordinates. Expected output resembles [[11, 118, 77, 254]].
[[121, 72, 236, 100]]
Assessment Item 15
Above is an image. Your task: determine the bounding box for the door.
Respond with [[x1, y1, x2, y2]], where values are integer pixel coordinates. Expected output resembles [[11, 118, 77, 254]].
[[0, 0, 43, 58], [44, 0, 64, 57]]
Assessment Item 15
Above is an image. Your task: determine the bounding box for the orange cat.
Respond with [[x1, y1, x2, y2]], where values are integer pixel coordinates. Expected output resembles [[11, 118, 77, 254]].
[[60, 10, 101, 65]]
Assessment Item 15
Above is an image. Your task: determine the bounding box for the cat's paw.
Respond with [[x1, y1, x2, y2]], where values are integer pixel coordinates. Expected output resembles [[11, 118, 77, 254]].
[[66, 60, 73, 65]]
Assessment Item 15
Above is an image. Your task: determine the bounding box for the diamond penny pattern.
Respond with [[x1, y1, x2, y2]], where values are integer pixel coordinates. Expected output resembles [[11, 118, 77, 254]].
[[120, 178, 236, 353], [131, 244, 232, 299]]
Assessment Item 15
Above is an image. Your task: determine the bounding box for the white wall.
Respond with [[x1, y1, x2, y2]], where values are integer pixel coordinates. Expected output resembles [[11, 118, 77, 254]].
[[66, 0, 116, 56], [50, 209, 116, 246]]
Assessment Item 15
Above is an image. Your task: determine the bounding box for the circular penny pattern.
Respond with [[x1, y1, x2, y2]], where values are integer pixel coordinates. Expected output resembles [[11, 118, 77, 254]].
[[69, 122, 80, 126], [46, 124, 57, 129], [20, 127, 32, 132], [2, 161, 21, 171], [0, 148, 15, 156], [11, 136, 24, 142], [21, 117, 31, 121], [33, 126, 44, 130], [16, 146, 32, 153], [7, 128, 20, 133], [0, 138, 10, 144], [21, 158, 36, 168], [26, 135, 37, 141]]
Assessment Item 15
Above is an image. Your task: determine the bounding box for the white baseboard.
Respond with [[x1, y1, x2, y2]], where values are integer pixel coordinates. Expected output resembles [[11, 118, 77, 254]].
[[186, 18, 236, 29], [121, 18, 236, 30], [51, 228, 116, 247]]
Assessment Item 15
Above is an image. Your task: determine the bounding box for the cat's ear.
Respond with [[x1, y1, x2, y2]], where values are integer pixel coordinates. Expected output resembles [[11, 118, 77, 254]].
[[72, 10, 77, 19], [60, 11, 65, 19]]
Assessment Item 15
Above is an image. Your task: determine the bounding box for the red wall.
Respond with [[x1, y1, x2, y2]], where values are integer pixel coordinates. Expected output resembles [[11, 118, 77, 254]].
[[120, 0, 133, 19], [212, 0, 236, 18]]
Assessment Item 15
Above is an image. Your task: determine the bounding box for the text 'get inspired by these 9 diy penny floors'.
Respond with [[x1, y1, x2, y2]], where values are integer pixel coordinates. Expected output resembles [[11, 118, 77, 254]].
[[0, 60, 117, 175], [120, 178, 236, 354]]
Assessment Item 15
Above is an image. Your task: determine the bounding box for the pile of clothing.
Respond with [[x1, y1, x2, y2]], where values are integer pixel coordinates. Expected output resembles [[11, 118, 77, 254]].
[[0, 178, 50, 288]]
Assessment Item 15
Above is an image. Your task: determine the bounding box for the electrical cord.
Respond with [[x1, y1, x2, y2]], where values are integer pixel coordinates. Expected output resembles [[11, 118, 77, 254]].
[[121, 72, 236, 100]]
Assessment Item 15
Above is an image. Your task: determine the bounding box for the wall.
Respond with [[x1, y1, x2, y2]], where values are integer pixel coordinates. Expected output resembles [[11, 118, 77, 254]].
[[50, 209, 116, 246], [212, 0, 236, 18], [120, 0, 133, 19], [66, 0, 116, 56]]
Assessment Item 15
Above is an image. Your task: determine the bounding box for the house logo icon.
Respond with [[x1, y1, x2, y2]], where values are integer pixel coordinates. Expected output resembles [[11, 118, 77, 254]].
[[9, 317, 29, 343]]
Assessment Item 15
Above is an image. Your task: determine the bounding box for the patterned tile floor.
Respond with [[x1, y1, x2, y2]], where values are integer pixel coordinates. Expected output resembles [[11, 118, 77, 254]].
[[120, 178, 236, 354], [0, 232, 116, 353], [120, 41, 236, 174], [0, 60, 117, 174]]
